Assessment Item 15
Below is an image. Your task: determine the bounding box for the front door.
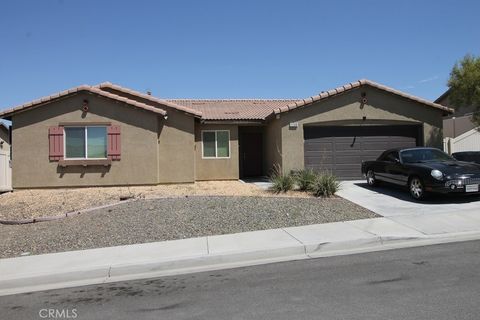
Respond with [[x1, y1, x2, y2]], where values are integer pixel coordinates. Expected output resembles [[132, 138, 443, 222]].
[[240, 131, 263, 177]]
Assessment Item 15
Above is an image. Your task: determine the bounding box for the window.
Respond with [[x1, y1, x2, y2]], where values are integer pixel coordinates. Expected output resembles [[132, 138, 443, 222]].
[[202, 130, 230, 158], [64, 127, 107, 159], [383, 151, 400, 163], [400, 148, 454, 164]]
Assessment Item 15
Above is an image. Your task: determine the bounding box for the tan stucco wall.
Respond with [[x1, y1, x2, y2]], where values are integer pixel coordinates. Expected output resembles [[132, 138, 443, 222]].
[[267, 87, 445, 173], [10, 92, 194, 188], [195, 123, 239, 180], [0, 126, 10, 151], [264, 119, 282, 175], [157, 111, 195, 183], [100, 86, 196, 183]]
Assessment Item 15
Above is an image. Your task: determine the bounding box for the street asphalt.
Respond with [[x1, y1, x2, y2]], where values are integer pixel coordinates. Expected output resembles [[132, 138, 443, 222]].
[[1, 240, 479, 320]]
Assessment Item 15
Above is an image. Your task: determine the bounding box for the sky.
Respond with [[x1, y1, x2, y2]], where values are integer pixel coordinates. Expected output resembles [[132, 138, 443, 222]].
[[0, 0, 479, 111]]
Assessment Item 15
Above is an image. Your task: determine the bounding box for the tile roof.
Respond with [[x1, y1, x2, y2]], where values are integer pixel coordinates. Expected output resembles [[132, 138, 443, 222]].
[[0, 85, 167, 119], [96, 82, 203, 118], [271, 79, 454, 116], [166, 99, 297, 121], [0, 79, 452, 122]]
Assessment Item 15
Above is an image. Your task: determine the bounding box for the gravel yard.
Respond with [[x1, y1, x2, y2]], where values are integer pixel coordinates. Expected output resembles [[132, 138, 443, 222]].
[[0, 181, 307, 221], [0, 196, 376, 258]]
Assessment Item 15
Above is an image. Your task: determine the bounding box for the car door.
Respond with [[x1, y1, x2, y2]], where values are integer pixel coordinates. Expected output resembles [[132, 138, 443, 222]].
[[385, 151, 407, 185], [374, 151, 395, 183]]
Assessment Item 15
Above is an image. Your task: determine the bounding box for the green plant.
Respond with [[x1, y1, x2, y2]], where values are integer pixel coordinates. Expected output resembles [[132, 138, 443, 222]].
[[311, 172, 340, 197], [293, 169, 317, 191], [447, 54, 480, 126], [269, 164, 294, 193]]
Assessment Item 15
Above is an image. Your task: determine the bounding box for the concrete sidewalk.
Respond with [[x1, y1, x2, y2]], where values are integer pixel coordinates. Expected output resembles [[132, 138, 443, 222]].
[[3, 214, 480, 297]]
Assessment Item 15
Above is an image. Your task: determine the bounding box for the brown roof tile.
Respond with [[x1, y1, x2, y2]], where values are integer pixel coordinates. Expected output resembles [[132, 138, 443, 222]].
[[166, 99, 297, 121], [1, 79, 452, 122], [0, 85, 167, 119]]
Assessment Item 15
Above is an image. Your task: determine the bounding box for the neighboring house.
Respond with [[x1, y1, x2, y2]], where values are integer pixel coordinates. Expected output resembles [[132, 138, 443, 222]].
[[0, 79, 452, 188], [0, 122, 10, 151], [0, 121, 12, 192], [436, 89, 480, 153]]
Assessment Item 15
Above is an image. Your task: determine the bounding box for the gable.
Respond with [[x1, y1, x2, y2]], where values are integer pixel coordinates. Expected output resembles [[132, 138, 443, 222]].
[[271, 79, 453, 118], [276, 86, 446, 129], [0, 85, 167, 121]]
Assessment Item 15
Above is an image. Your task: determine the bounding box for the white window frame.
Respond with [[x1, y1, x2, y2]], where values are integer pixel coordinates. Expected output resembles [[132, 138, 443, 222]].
[[201, 130, 230, 159], [64, 126, 108, 160]]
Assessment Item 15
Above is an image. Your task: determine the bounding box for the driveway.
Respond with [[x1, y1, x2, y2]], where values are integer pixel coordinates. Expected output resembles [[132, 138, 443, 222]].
[[337, 181, 480, 217]]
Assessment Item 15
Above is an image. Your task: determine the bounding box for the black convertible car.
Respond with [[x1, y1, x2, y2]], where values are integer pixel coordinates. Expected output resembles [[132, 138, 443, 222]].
[[361, 147, 480, 200]]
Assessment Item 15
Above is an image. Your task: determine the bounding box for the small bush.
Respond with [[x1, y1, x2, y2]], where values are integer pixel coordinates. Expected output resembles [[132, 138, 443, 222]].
[[269, 165, 294, 193], [311, 172, 340, 197], [293, 169, 317, 191]]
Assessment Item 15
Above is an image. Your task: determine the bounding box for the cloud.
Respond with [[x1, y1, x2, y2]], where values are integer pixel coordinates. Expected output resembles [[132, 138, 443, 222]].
[[400, 85, 415, 90], [418, 75, 439, 84]]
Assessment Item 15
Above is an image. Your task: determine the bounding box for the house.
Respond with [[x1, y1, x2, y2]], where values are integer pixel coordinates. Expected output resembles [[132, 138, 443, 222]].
[[0, 79, 452, 188], [0, 121, 12, 192], [436, 89, 480, 153], [0, 122, 9, 151]]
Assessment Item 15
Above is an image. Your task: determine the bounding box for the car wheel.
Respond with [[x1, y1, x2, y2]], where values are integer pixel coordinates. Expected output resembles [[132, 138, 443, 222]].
[[366, 169, 377, 186], [409, 177, 425, 200]]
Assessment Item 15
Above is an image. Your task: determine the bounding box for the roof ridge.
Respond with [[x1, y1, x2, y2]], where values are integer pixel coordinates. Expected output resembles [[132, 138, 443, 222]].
[[96, 82, 203, 117], [166, 98, 299, 102]]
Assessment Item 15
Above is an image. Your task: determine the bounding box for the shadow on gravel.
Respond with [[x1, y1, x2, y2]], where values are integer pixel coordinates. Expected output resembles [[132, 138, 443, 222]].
[[355, 182, 480, 205]]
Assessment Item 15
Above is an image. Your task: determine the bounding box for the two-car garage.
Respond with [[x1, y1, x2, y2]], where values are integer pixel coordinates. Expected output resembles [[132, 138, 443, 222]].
[[304, 125, 421, 179]]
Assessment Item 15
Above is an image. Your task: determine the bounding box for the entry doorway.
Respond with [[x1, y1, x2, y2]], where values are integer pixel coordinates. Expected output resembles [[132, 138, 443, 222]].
[[239, 127, 264, 178]]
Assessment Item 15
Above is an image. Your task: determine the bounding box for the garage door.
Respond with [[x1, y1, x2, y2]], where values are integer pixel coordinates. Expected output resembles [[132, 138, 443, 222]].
[[304, 125, 419, 180]]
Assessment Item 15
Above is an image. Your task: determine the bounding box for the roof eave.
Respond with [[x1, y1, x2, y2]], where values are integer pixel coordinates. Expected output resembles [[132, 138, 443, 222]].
[[200, 119, 265, 124]]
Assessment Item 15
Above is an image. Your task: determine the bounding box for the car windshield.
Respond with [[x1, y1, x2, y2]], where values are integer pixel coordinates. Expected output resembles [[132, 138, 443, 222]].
[[400, 149, 455, 163]]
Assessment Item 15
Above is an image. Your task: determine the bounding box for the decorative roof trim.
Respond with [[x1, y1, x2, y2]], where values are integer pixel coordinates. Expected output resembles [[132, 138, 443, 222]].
[[96, 82, 203, 118], [0, 85, 167, 119], [271, 79, 454, 116]]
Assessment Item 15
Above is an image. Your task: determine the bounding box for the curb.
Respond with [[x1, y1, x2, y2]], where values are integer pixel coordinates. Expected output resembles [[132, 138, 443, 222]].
[[1, 230, 480, 297]]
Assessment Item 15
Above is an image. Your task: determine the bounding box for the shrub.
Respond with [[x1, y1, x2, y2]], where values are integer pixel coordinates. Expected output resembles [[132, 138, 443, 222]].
[[269, 164, 294, 193], [293, 169, 317, 191], [311, 172, 340, 197]]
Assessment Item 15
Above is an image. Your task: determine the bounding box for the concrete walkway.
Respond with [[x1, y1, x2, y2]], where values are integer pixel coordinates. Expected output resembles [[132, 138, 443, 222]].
[[2, 214, 480, 296]]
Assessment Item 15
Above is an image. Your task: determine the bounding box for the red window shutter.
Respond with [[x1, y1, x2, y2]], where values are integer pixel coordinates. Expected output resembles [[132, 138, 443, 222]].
[[107, 125, 121, 160], [48, 127, 64, 161]]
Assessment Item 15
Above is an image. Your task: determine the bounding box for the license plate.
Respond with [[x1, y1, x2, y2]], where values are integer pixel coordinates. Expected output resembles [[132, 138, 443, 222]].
[[466, 184, 479, 192]]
